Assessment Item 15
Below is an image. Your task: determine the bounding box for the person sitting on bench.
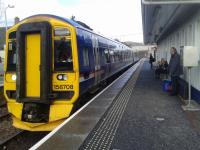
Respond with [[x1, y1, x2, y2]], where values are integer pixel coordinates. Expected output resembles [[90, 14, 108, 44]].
[[155, 58, 168, 79]]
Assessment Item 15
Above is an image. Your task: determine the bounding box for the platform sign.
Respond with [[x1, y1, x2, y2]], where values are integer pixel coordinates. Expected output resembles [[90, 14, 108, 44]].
[[182, 46, 199, 67], [142, 0, 200, 4]]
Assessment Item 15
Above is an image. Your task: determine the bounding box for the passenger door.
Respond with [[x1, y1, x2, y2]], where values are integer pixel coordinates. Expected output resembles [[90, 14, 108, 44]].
[[25, 33, 41, 97], [16, 22, 52, 104]]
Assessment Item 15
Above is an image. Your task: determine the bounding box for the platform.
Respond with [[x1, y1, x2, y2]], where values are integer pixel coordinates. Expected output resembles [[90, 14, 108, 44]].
[[31, 60, 200, 150]]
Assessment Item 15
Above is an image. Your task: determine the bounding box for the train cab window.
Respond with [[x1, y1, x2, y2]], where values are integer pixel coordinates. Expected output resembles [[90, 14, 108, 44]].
[[83, 48, 89, 66], [54, 28, 70, 36], [9, 31, 16, 39], [54, 38, 73, 71], [7, 40, 16, 71]]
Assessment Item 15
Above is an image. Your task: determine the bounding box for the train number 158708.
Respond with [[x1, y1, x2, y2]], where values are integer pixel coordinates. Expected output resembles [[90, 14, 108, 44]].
[[53, 85, 73, 90]]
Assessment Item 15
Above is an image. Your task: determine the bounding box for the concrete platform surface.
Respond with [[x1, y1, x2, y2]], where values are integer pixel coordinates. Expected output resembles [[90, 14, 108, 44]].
[[81, 61, 200, 150]]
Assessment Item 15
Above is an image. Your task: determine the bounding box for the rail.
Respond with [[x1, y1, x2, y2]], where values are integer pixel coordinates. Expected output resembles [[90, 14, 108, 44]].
[[0, 130, 24, 146]]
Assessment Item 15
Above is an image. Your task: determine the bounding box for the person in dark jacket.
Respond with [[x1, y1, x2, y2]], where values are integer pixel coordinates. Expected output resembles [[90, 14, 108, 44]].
[[149, 53, 154, 69], [169, 47, 181, 96]]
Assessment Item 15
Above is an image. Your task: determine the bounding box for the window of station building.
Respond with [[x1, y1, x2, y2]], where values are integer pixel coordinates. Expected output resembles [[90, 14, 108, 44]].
[[181, 30, 185, 46], [54, 38, 73, 71], [184, 29, 188, 45], [178, 31, 182, 46], [193, 24, 195, 45], [188, 25, 193, 45], [83, 48, 89, 66], [176, 32, 180, 47], [7, 40, 16, 71], [170, 36, 175, 46]]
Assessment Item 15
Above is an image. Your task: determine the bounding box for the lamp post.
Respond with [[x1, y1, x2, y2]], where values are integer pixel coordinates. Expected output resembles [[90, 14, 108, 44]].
[[5, 4, 14, 31]]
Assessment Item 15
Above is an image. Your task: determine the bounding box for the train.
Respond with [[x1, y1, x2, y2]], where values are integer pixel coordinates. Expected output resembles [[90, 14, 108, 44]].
[[4, 14, 135, 131]]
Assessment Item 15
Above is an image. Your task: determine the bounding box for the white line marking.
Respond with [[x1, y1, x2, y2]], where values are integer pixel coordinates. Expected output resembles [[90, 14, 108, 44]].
[[30, 61, 141, 150]]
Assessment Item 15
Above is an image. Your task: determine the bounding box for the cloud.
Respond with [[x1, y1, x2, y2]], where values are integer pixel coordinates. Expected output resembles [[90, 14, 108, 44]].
[[2, 0, 143, 42]]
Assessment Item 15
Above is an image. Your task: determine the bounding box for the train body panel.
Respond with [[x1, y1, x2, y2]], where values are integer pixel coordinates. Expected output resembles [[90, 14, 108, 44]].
[[4, 14, 134, 131], [76, 27, 134, 95]]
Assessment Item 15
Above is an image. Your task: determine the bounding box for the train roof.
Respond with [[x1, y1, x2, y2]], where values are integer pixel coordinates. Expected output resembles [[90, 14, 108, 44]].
[[22, 14, 131, 49], [23, 14, 83, 28]]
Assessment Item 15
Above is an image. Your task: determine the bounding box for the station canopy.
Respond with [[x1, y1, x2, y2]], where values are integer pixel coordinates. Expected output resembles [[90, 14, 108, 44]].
[[142, 1, 200, 44]]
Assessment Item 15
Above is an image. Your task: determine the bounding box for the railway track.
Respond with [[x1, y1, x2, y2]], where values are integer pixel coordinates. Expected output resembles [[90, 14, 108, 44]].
[[0, 114, 24, 149], [0, 130, 24, 146], [0, 65, 135, 149], [0, 101, 24, 149], [0, 112, 9, 120], [0, 101, 9, 121], [0, 88, 47, 149], [0, 103, 6, 108], [0, 91, 24, 149]]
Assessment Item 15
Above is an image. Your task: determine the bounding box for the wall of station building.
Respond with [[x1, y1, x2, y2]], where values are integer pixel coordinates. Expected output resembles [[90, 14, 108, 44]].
[[156, 10, 200, 92]]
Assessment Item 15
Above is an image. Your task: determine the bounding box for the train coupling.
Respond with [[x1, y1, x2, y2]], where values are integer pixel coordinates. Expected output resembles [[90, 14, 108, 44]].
[[22, 103, 49, 123]]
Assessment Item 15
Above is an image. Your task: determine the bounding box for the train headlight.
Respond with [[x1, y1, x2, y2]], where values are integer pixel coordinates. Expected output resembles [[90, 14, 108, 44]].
[[57, 74, 67, 81], [57, 74, 63, 80], [63, 75, 67, 81], [11, 74, 16, 81]]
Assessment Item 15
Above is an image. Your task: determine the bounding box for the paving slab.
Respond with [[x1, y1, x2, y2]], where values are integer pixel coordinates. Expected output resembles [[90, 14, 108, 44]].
[[110, 61, 200, 150]]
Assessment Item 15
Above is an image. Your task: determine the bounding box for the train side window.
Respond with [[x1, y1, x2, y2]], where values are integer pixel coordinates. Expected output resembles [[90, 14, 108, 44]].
[[54, 38, 73, 71], [109, 50, 114, 63], [7, 40, 16, 71], [83, 48, 89, 66], [104, 49, 110, 63]]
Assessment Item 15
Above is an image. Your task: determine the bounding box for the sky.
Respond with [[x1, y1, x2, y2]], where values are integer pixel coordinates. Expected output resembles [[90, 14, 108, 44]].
[[0, 0, 143, 42]]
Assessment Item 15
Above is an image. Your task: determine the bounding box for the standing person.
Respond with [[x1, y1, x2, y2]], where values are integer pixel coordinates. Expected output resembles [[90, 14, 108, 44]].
[[169, 47, 181, 96], [149, 53, 154, 69]]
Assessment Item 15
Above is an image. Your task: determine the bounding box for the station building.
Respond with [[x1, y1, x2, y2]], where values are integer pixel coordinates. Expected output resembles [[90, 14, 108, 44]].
[[142, 4, 200, 102]]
